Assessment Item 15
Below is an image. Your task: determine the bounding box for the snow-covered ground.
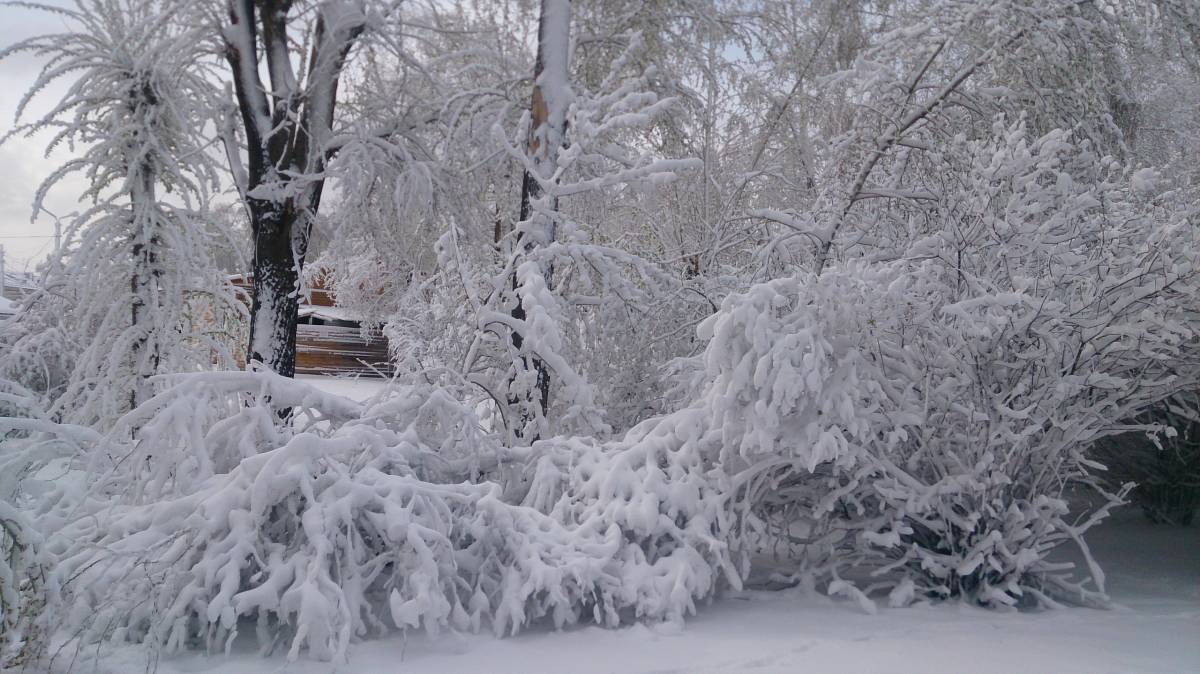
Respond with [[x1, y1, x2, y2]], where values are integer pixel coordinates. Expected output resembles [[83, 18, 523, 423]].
[[84, 374, 1200, 666], [83, 377, 1199, 674], [17, 377, 1198, 673], [77, 495, 1197, 674], [297, 374, 390, 401]]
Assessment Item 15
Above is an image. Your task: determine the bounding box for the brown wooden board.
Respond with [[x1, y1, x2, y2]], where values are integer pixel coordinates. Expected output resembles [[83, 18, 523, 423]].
[[295, 325, 392, 377]]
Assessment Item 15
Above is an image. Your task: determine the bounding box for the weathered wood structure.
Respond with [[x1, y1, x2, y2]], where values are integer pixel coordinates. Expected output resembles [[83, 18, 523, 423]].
[[230, 271, 391, 377]]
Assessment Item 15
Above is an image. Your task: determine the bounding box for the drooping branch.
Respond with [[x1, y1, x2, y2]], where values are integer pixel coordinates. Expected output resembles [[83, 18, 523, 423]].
[[815, 31, 1025, 275]]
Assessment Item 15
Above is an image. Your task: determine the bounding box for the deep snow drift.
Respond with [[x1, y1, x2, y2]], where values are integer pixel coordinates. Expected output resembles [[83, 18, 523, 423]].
[[60, 499, 1199, 674]]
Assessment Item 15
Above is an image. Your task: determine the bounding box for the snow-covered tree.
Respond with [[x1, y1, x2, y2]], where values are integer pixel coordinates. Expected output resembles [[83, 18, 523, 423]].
[[503, 0, 572, 440], [1, 500, 50, 668], [3, 0, 1200, 666], [218, 0, 382, 377], [0, 0, 244, 426]]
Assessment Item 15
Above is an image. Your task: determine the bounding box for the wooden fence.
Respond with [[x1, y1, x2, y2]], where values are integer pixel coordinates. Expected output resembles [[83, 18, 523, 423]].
[[295, 324, 392, 377]]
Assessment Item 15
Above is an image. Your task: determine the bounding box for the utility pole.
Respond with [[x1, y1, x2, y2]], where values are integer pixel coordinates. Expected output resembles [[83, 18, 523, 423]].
[[0, 243, 6, 300]]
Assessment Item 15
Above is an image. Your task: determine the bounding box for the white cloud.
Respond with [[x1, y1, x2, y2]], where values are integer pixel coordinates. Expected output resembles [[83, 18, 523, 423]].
[[0, 0, 87, 270]]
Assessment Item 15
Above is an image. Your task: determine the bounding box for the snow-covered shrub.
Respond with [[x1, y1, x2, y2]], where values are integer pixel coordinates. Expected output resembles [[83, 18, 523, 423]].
[[0, 380, 96, 510], [0, 291, 75, 402], [55, 286, 884, 656], [741, 121, 1199, 608], [0, 502, 51, 668], [0, 380, 92, 668], [712, 259, 1187, 608], [4, 417, 94, 666], [52, 372, 738, 661]]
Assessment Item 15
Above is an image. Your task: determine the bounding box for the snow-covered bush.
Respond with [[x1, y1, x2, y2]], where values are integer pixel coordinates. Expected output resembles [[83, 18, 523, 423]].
[[0, 503, 50, 668], [713, 258, 1188, 608], [0, 291, 75, 402], [51, 372, 737, 661], [742, 119, 1199, 607], [0, 382, 89, 668]]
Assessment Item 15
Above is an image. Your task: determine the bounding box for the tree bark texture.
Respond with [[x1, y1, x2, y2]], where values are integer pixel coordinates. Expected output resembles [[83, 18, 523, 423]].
[[224, 0, 363, 377], [509, 0, 571, 440]]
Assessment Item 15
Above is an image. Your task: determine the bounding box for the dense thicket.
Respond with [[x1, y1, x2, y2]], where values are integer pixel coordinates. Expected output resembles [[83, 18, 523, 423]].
[[1, 0, 1198, 666]]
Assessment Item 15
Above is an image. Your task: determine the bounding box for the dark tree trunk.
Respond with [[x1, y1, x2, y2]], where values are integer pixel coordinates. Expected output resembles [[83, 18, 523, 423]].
[[246, 203, 301, 376], [223, 0, 363, 380], [509, 172, 552, 428]]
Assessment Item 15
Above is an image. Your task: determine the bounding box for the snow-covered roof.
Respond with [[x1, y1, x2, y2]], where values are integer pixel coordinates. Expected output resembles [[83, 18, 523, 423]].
[[299, 305, 363, 323], [231, 270, 385, 324], [0, 295, 18, 317]]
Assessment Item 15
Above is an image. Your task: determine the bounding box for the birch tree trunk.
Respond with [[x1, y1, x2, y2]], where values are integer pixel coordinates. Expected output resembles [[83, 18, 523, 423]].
[[128, 82, 162, 411], [129, 166, 162, 409], [509, 0, 571, 440]]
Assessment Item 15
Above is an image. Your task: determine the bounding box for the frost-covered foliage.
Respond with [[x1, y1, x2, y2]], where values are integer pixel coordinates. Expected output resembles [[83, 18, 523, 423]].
[[48, 372, 735, 661], [0, 385, 74, 669], [0, 502, 51, 668], [5, 0, 1200, 666], [731, 266, 1154, 608], [736, 116, 1199, 607], [0, 0, 244, 427], [0, 290, 74, 399]]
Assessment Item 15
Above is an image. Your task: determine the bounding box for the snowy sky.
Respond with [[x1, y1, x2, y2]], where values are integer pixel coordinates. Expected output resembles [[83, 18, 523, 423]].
[[0, 1, 82, 273]]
